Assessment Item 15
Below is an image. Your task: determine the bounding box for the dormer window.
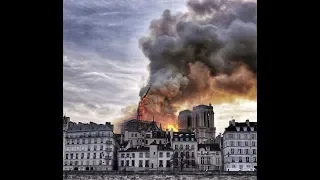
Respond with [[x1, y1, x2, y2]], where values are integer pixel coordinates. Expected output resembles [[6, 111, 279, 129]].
[[236, 127, 240, 131], [244, 127, 247, 131], [250, 127, 254, 131]]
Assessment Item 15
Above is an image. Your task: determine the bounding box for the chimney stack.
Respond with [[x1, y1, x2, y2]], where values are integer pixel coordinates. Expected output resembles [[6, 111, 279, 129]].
[[246, 119, 250, 126], [232, 119, 235, 126], [229, 121, 232, 126]]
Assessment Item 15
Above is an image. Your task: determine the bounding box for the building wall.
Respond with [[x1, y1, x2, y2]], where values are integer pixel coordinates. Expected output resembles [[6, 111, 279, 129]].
[[172, 141, 198, 170], [63, 130, 116, 171], [197, 148, 222, 171], [223, 131, 257, 171]]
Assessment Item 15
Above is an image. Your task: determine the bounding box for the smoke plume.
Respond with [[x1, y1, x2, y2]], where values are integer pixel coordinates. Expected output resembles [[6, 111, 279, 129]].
[[137, 0, 256, 126]]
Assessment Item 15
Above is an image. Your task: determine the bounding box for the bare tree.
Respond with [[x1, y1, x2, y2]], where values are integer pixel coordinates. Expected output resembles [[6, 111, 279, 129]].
[[171, 149, 192, 171]]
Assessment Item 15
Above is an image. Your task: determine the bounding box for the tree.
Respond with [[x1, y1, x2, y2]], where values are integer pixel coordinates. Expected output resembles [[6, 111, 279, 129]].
[[171, 149, 189, 171]]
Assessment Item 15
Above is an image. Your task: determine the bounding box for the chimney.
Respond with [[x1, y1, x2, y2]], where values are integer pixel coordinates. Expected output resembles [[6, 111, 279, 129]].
[[232, 119, 235, 126], [229, 121, 232, 126], [246, 119, 250, 126]]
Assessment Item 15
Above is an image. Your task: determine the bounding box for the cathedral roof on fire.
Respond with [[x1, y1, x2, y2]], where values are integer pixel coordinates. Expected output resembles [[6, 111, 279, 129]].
[[122, 119, 162, 132]]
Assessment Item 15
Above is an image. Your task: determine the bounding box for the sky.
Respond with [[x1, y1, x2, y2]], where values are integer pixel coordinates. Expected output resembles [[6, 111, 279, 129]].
[[63, 0, 257, 134]]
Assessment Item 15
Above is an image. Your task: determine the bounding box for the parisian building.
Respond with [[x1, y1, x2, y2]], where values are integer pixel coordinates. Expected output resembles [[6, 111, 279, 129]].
[[197, 144, 222, 171], [63, 120, 117, 171], [222, 119, 257, 171]]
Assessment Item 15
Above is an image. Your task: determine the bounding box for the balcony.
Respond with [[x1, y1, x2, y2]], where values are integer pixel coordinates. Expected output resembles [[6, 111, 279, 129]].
[[105, 148, 112, 152]]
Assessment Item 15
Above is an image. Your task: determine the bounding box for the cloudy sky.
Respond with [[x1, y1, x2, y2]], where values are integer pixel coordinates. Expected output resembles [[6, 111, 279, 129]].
[[63, 0, 257, 134]]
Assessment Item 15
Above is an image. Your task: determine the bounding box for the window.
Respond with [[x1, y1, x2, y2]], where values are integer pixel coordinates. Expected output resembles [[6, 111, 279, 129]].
[[231, 141, 234, 146], [237, 134, 240, 139], [245, 141, 249, 146], [131, 133, 134, 137], [216, 151, 219, 155], [121, 160, 124, 167], [179, 144, 183, 149], [239, 165, 243, 169], [145, 160, 149, 167], [232, 157, 235, 162], [191, 152, 194, 158], [239, 157, 242, 162], [132, 160, 135, 167], [87, 153, 90, 159], [100, 138, 103, 143], [238, 149, 242, 154], [93, 153, 96, 159], [186, 145, 190, 149], [253, 157, 257, 162], [251, 134, 255, 139], [191, 138, 194, 141], [126, 153, 129, 157], [175, 145, 178, 150], [186, 138, 189, 141], [132, 153, 135, 158], [121, 153, 125, 158], [82, 139, 85, 144], [231, 149, 234, 154], [94, 145, 97, 150], [180, 138, 183, 141], [94, 138, 97, 143], [159, 152, 163, 158], [88, 145, 91, 151], [145, 140, 148, 144], [70, 161, 73, 165], [154, 152, 156, 155], [186, 152, 190, 158], [207, 157, 210, 164], [238, 141, 241, 146], [228, 134, 233, 139], [64, 161, 68, 165], [175, 138, 178, 141], [70, 153, 74, 159], [166, 152, 170, 158], [145, 152, 150, 158], [66, 154, 69, 159], [252, 141, 256, 147], [253, 149, 256, 155], [246, 157, 250, 162], [67, 140, 70, 145], [244, 134, 248, 139], [191, 145, 194, 149], [135, 134, 137, 137], [200, 157, 204, 164], [126, 160, 129, 166], [159, 160, 163, 167], [232, 164, 236, 168], [139, 153, 143, 158], [216, 157, 220, 165], [75, 161, 78, 165], [245, 149, 249, 154], [100, 145, 103, 150], [247, 165, 250, 168], [166, 160, 171, 167], [81, 153, 84, 159], [139, 160, 143, 167]]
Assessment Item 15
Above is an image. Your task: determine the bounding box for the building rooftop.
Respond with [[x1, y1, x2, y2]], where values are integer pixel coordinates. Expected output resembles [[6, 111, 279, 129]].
[[224, 120, 257, 132], [172, 132, 197, 141], [121, 119, 162, 132], [198, 144, 221, 151], [67, 121, 113, 132]]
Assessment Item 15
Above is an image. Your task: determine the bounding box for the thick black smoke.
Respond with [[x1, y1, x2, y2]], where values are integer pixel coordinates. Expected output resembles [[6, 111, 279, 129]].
[[139, 0, 257, 117]]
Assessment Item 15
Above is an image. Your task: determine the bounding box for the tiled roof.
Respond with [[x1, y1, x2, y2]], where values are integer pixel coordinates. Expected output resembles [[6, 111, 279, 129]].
[[198, 144, 221, 151], [225, 121, 257, 132], [121, 119, 155, 132], [172, 132, 197, 141], [67, 121, 113, 132]]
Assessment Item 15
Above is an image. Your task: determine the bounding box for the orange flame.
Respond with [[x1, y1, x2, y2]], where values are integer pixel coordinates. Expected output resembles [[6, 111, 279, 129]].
[[167, 124, 178, 132]]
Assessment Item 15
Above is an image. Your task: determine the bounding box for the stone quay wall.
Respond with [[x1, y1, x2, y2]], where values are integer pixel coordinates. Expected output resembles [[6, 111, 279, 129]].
[[63, 171, 257, 180]]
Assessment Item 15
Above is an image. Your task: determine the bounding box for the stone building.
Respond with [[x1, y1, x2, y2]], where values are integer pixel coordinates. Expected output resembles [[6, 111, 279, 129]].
[[63, 121, 117, 171], [118, 142, 173, 171], [222, 120, 257, 171], [178, 104, 216, 144], [63, 116, 70, 164], [171, 132, 198, 171], [197, 144, 222, 171]]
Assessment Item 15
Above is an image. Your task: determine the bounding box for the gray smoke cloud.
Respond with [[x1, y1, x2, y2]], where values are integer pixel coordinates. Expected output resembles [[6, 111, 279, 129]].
[[139, 0, 257, 117]]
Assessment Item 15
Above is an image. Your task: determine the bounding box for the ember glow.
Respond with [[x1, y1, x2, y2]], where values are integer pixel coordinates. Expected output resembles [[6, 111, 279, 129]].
[[167, 124, 178, 132]]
